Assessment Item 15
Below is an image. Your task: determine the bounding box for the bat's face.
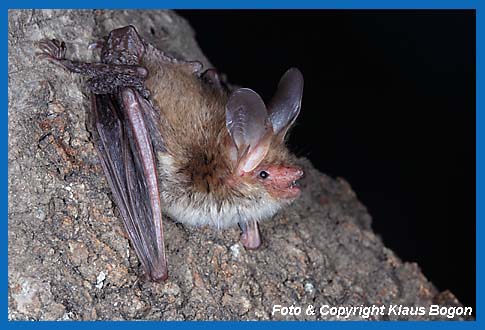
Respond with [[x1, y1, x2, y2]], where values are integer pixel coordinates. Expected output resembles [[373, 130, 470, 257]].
[[221, 137, 304, 224], [242, 164, 304, 200]]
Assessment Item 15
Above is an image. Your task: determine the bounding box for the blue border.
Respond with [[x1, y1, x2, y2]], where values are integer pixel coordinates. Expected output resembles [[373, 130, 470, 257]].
[[4, 0, 481, 328]]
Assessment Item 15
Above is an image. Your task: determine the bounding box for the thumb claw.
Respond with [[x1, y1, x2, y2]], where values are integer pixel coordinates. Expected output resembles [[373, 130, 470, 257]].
[[88, 40, 104, 50]]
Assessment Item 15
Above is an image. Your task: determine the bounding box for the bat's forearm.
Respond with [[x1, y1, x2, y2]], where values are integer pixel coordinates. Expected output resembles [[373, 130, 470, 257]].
[[122, 88, 167, 282]]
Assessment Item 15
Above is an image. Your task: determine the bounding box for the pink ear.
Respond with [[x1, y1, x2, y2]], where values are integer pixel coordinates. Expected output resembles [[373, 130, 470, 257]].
[[226, 88, 273, 174], [267, 68, 304, 141]]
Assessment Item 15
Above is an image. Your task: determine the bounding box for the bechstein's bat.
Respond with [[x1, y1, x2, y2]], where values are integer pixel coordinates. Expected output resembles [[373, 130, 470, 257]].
[[37, 26, 304, 282]]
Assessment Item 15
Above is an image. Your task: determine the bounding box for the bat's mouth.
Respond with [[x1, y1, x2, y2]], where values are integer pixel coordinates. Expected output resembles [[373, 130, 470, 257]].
[[283, 179, 302, 198]]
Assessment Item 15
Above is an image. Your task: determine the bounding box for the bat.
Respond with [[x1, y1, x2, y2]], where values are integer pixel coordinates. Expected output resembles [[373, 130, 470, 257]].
[[37, 25, 304, 282]]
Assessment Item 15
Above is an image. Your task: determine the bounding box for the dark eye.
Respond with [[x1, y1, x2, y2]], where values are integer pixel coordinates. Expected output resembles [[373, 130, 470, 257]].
[[259, 170, 269, 179]]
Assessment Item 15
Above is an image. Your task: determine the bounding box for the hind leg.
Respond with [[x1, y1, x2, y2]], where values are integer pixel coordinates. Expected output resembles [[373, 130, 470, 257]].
[[239, 219, 261, 249]]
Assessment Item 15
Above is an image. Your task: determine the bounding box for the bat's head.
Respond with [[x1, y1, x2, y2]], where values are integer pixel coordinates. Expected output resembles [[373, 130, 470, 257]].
[[225, 67, 304, 205]]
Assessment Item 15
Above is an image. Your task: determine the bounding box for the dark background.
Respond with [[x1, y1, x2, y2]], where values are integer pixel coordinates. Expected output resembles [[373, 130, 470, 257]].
[[177, 10, 476, 310]]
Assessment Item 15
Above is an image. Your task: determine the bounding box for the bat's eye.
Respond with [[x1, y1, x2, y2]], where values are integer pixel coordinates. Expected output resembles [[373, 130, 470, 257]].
[[259, 170, 269, 179]]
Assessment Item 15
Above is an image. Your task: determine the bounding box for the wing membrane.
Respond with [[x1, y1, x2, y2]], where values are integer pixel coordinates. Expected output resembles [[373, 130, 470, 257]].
[[90, 92, 167, 282]]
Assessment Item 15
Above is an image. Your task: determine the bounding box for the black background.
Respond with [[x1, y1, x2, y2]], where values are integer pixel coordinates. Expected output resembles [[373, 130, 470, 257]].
[[177, 10, 476, 310]]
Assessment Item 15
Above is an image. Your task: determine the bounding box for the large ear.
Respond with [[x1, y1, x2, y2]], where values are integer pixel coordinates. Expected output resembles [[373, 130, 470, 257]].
[[226, 88, 273, 174], [267, 68, 304, 141]]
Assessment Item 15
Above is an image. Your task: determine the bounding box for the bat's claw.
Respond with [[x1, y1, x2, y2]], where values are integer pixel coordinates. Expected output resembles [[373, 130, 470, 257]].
[[88, 39, 105, 50], [36, 39, 66, 61]]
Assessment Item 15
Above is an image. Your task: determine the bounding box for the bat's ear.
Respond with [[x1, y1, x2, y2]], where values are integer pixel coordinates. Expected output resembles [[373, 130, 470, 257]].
[[268, 68, 304, 141], [226, 88, 273, 174]]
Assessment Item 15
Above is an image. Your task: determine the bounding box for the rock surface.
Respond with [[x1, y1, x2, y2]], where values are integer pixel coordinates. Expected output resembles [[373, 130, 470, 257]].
[[8, 9, 468, 320]]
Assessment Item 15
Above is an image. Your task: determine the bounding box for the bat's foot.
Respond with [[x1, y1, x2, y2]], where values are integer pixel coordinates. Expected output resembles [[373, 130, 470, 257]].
[[239, 219, 261, 249], [37, 37, 150, 97], [37, 39, 66, 62]]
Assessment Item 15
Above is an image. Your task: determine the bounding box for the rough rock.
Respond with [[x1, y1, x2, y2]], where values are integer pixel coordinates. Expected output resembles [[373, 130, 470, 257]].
[[8, 9, 468, 320]]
